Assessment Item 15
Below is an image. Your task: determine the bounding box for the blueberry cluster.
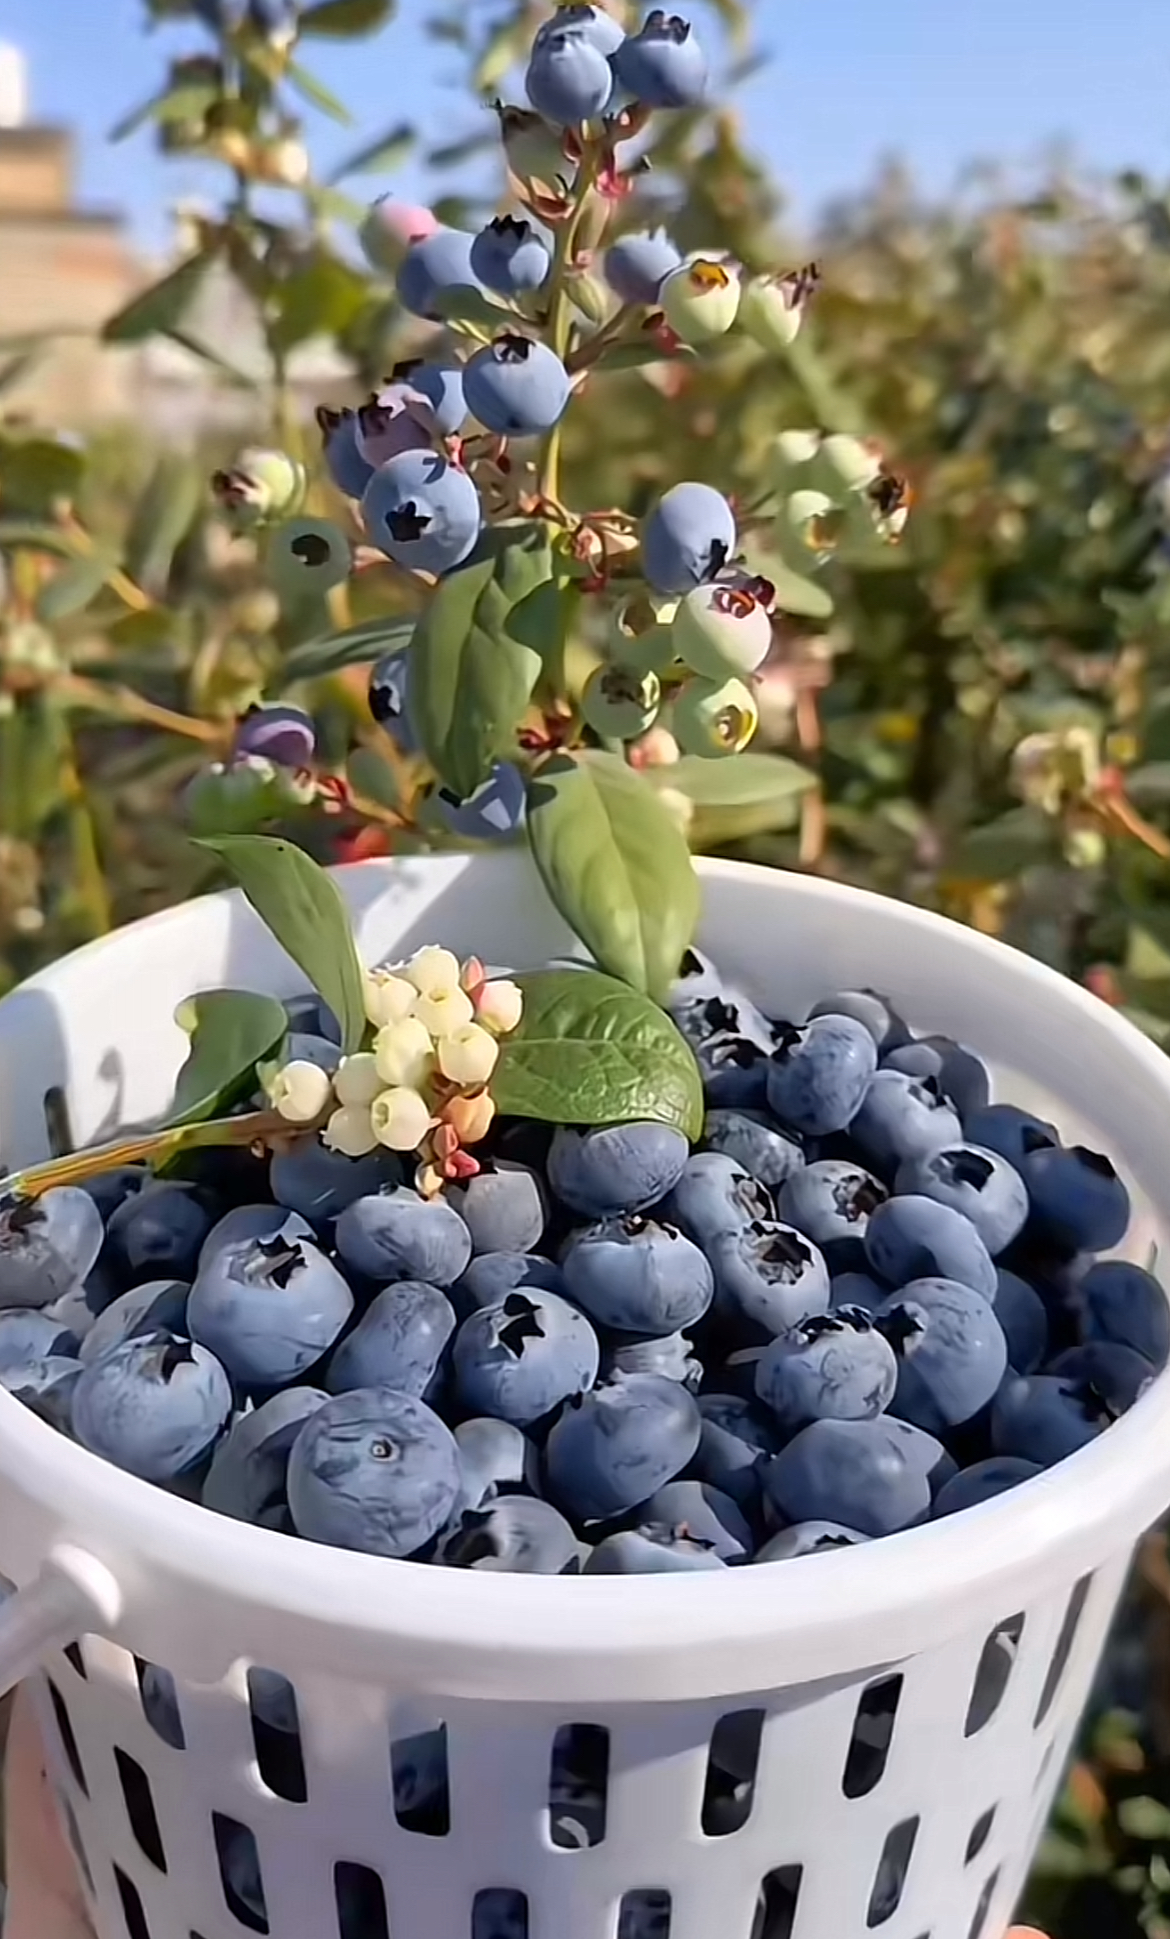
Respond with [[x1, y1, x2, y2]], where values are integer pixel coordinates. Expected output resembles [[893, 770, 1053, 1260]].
[[2, 951, 1164, 1576]]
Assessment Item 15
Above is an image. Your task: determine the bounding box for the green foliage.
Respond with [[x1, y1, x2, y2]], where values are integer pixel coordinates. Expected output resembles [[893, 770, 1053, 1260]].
[[168, 989, 290, 1124]]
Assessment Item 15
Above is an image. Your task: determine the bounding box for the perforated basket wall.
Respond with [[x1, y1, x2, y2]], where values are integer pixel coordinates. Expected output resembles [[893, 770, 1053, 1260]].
[[1, 853, 1169, 1939]]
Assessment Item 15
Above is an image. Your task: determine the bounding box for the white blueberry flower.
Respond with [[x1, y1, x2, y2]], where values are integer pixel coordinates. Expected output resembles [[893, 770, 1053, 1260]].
[[371, 1086, 433, 1152], [322, 1105, 380, 1158], [474, 979, 524, 1035], [414, 986, 475, 1037], [333, 1052, 383, 1108], [266, 1060, 333, 1124], [363, 967, 418, 1028], [437, 1022, 500, 1087], [402, 946, 462, 997], [374, 1017, 435, 1090]]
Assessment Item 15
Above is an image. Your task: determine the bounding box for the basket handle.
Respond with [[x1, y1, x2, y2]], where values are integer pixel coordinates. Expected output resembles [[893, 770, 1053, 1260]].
[[0, 1548, 122, 1697]]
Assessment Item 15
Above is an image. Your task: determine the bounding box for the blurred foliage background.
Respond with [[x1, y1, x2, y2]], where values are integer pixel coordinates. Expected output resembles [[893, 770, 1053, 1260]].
[[2, 1, 1170, 1929]]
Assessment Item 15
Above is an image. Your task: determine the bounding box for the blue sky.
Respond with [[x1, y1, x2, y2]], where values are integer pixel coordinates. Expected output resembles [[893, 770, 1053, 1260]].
[[3, 0, 1168, 255]]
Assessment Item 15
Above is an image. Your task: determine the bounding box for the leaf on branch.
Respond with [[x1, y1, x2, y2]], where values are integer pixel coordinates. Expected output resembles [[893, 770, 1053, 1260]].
[[326, 121, 414, 183], [34, 556, 113, 623], [166, 989, 289, 1127], [270, 254, 369, 351], [284, 60, 354, 125], [299, 0, 395, 37], [103, 253, 215, 344], [124, 454, 205, 596], [281, 613, 415, 681]]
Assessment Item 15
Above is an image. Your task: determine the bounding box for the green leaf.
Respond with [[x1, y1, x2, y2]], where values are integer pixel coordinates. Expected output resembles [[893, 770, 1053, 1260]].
[[0, 519, 76, 558], [948, 807, 1056, 881], [124, 454, 204, 596], [34, 555, 112, 622], [749, 548, 835, 619], [525, 752, 700, 1002], [0, 439, 85, 511], [110, 80, 219, 143], [1124, 762, 1170, 805], [107, 607, 187, 652], [410, 526, 550, 797], [347, 745, 401, 811], [161, 329, 259, 390], [270, 254, 369, 352], [596, 340, 688, 371], [566, 272, 611, 326], [1118, 1797, 1170, 1843], [166, 989, 289, 1127], [658, 752, 815, 810], [505, 571, 577, 687], [429, 285, 515, 334], [284, 59, 354, 124], [103, 253, 213, 344], [281, 613, 415, 681], [326, 120, 413, 182], [299, 0, 394, 36], [195, 834, 367, 1054], [493, 967, 703, 1139]]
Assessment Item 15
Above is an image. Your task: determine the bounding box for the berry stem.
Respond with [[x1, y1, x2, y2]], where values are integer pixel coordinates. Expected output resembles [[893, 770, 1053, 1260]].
[[536, 143, 601, 505], [56, 675, 224, 746]]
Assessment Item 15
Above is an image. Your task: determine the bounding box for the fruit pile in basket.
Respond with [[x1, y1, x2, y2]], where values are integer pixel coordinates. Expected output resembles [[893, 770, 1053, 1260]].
[[0, 847, 1165, 1577]]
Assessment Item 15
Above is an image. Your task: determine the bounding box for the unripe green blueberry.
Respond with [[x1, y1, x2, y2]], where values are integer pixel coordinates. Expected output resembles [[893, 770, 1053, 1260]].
[[211, 447, 307, 531], [737, 264, 819, 351], [776, 489, 841, 566], [659, 257, 741, 344], [672, 675, 759, 758], [771, 428, 824, 492], [266, 518, 352, 600], [815, 433, 884, 496], [581, 663, 661, 741], [185, 756, 314, 836], [672, 578, 774, 679], [610, 593, 680, 675]]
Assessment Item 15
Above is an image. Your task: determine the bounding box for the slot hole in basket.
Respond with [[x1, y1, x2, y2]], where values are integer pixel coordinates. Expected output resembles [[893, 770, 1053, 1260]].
[[113, 1866, 151, 1939], [549, 1723, 609, 1849], [1035, 1574, 1093, 1727], [866, 1816, 919, 1928], [64, 1642, 87, 1679], [391, 1722, 450, 1835], [967, 1868, 1001, 1939], [57, 1789, 94, 1894], [135, 1661, 185, 1750], [749, 1866, 802, 1939], [843, 1675, 902, 1798], [212, 1814, 268, 1935], [472, 1888, 529, 1938], [43, 1085, 74, 1159], [335, 1862, 389, 1939], [964, 1613, 1025, 1737], [47, 1678, 88, 1795], [618, 1890, 672, 1938], [965, 1807, 996, 1866], [702, 1708, 764, 1837], [247, 1669, 307, 1803], [116, 1748, 167, 1873]]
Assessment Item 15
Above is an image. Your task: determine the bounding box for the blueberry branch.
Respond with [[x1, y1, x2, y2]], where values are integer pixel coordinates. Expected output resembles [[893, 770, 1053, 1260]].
[[1, 1106, 316, 1204]]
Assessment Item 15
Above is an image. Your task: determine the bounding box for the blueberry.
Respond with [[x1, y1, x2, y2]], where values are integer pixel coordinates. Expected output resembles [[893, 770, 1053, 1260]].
[[699, 1036, 772, 1110], [283, 993, 341, 1045], [464, 334, 570, 438], [281, 1030, 341, 1076], [0, 1310, 77, 1370], [232, 701, 315, 770], [603, 1330, 703, 1389], [762, 1415, 949, 1536], [708, 1218, 830, 1336], [563, 1215, 713, 1336], [362, 451, 482, 577], [755, 1308, 898, 1433], [317, 406, 374, 500], [692, 1394, 780, 1511], [766, 1015, 878, 1136], [1049, 1342, 1155, 1413], [931, 1456, 1043, 1518], [640, 1479, 753, 1559], [0, 1188, 104, 1308], [525, 26, 614, 123], [664, 1151, 774, 1247], [534, 2, 626, 55], [391, 358, 467, 435], [882, 1036, 990, 1118], [202, 1388, 330, 1525], [470, 215, 551, 297], [368, 648, 420, 755], [603, 229, 681, 306], [79, 1166, 149, 1223], [198, 1204, 314, 1273], [336, 1188, 472, 1288], [435, 763, 527, 842], [641, 482, 737, 595], [850, 1071, 963, 1174], [829, 1271, 886, 1315], [808, 989, 911, 1052], [79, 1279, 190, 1367], [668, 948, 777, 1056], [445, 1162, 545, 1256], [437, 1498, 582, 1573], [865, 1194, 996, 1299], [327, 1282, 455, 1398], [106, 1183, 214, 1282], [453, 1290, 599, 1425], [270, 1140, 396, 1228], [454, 1416, 540, 1508], [895, 1143, 1028, 1256], [4, 1355, 83, 1432], [72, 1334, 232, 1482], [1076, 1260, 1170, 1371], [756, 1521, 870, 1560], [990, 1267, 1049, 1373], [1022, 1145, 1131, 1254], [878, 1278, 1008, 1431], [395, 227, 483, 322], [545, 1375, 701, 1521], [456, 1251, 565, 1312], [547, 1121, 689, 1218], [701, 1110, 804, 1191], [287, 1388, 462, 1557], [778, 1160, 888, 1254], [188, 1234, 353, 1388], [584, 1527, 726, 1573], [963, 1104, 1059, 1168], [612, 10, 707, 108], [991, 1372, 1117, 1467]]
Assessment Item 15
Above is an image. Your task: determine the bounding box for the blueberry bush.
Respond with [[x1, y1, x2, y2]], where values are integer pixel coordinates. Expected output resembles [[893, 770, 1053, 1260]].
[[1, 2, 1170, 1931]]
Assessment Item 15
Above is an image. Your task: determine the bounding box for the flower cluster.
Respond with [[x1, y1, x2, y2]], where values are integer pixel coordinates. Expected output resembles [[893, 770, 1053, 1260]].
[[263, 947, 523, 1194]]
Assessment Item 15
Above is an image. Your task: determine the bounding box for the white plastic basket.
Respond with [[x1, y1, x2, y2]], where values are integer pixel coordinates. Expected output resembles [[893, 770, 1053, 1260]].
[[1, 851, 1169, 1939]]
